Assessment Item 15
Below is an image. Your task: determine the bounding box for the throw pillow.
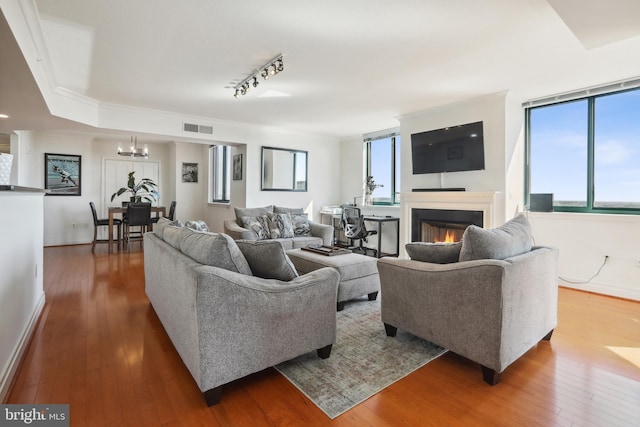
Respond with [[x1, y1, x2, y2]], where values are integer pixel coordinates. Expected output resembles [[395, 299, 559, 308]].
[[163, 225, 188, 250], [405, 241, 462, 264], [267, 213, 295, 239], [185, 220, 209, 232], [459, 214, 533, 261], [241, 215, 270, 240], [274, 206, 304, 215], [180, 228, 252, 275], [236, 240, 299, 281], [234, 206, 273, 228], [154, 217, 183, 241], [290, 213, 311, 237]]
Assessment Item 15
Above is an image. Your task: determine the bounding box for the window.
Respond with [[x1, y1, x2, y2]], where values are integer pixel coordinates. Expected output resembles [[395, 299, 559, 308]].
[[365, 132, 401, 204], [210, 145, 230, 203], [526, 86, 640, 213]]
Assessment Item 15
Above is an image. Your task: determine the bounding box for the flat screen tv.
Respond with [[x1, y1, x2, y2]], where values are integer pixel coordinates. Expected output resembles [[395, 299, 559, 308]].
[[411, 121, 485, 174]]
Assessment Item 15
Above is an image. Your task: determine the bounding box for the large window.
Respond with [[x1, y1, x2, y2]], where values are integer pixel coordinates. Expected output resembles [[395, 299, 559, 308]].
[[210, 145, 230, 203], [526, 86, 640, 213], [365, 133, 401, 204]]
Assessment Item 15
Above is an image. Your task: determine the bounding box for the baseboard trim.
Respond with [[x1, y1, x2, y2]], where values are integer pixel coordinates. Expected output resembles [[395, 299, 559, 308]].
[[0, 292, 46, 403]]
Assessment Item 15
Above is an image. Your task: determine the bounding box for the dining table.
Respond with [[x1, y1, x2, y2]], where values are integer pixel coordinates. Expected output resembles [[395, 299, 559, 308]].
[[108, 205, 166, 252]]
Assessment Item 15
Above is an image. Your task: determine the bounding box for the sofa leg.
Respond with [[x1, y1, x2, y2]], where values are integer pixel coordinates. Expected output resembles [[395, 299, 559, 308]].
[[367, 291, 378, 301], [542, 329, 554, 341], [481, 366, 502, 385], [204, 386, 223, 406], [317, 344, 332, 359], [336, 301, 345, 311], [384, 323, 397, 337]]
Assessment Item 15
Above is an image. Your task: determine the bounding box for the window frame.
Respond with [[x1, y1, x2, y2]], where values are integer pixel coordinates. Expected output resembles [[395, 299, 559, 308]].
[[525, 87, 640, 215], [365, 133, 400, 205], [209, 145, 230, 203]]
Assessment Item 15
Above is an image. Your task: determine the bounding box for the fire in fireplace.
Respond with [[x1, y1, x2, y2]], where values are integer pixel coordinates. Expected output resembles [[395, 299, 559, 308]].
[[411, 209, 483, 243]]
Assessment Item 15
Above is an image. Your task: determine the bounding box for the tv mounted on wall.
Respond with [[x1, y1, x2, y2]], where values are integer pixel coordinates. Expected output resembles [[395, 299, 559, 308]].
[[411, 121, 485, 174]]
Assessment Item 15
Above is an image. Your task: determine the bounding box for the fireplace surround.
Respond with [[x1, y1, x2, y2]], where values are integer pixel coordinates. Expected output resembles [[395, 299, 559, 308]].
[[401, 191, 503, 254]]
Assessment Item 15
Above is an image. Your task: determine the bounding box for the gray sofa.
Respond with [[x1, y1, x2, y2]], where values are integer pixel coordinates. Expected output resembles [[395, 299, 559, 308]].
[[223, 205, 333, 249], [144, 218, 340, 405], [378, 215, 559, 385]]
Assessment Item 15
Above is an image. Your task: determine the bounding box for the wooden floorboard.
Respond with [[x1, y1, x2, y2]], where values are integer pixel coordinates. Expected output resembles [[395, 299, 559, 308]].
[[4, 244, 640, 426]]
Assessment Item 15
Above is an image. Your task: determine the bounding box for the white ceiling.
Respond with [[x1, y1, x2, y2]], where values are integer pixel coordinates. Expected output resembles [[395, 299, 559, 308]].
[[1, 0, 640, 139]]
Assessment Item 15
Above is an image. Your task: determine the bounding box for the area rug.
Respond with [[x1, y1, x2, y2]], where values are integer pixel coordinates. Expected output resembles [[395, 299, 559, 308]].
[[275, 298, 447, 419]]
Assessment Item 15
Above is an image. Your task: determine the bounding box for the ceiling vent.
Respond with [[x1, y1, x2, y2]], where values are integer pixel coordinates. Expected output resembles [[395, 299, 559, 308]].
[[183, 123, 213, 135]]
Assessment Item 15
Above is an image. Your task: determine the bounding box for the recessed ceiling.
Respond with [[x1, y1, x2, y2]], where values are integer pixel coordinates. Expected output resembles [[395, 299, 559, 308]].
[[2, 0, 640, 139]]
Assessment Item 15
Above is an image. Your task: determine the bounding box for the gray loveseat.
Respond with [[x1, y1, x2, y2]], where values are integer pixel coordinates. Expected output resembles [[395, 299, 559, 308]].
[[144, 218, 339, 405], [223, 205, 333, 249], [377, 215, 559, 385]]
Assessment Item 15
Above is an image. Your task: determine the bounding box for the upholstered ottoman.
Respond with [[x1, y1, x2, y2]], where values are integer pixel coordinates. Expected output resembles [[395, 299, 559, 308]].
[[286, 248, 380, 311]]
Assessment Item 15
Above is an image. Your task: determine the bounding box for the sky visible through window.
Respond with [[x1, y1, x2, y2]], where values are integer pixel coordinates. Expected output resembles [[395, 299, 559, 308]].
[[369, 136, 400, 202], [530, 89, 640, 208]]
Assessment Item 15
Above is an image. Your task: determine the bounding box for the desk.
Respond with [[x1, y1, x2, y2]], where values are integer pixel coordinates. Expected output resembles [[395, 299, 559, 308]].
[[363, 216, 400, 258], [108, 206, 166, 252]]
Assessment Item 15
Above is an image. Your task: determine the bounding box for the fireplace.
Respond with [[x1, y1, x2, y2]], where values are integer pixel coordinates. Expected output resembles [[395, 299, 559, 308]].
[[411, 208, 483, 243], [401, 191, 502, 254]]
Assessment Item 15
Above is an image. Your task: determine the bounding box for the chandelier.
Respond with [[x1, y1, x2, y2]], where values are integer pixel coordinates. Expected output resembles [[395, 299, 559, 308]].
[[233, 54, 284, 98], [118, 136, 148, 159]]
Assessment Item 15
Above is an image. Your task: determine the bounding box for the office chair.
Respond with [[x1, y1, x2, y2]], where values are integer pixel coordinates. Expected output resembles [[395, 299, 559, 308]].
[[90, 201, 122, 253], [341, 207, 377, 257], [123, 202, 152, 250]]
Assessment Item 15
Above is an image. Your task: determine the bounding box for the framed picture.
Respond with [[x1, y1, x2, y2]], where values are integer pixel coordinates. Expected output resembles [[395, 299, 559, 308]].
[[44, 153, 81, 196], [182, 162, 198, 183], [233, 154, 242, 180]]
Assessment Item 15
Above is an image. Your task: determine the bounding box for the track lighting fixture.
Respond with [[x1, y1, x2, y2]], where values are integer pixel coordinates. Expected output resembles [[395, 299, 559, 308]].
[[233, 54, 284, 98]]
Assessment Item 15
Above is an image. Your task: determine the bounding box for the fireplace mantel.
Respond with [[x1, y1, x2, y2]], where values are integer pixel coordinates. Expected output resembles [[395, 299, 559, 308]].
[[400, 191, 503, 255]]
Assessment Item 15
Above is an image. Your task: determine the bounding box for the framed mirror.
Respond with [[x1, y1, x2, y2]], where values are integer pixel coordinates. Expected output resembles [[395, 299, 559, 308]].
[[261, 146, 308, 191]]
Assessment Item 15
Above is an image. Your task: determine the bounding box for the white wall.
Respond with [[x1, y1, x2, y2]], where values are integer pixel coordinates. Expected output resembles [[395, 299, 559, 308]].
[[173, 141, 207, 223], [528, 212, 640, 301], [0, 191, 45, 401]]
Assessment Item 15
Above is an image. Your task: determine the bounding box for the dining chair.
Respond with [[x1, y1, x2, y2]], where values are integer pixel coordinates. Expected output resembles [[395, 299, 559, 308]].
[[90, 201, 122, 253], [123, 202, 152, 250], [151, 200, 176, 228]]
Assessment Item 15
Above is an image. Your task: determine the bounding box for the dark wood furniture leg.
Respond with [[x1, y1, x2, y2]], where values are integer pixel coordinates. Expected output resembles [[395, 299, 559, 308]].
[[204, 386, 223, 406], [317, 344, 332, 359], [384, 323, 397, 337], [368, 291, 378, 301], [337, 301, 345, 311], [542, 329, 554, 341], [481, 366, 502, 385]]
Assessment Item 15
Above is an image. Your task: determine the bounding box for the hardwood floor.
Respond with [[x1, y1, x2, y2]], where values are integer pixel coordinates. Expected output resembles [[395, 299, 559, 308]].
[[5, 244, 640, 426]]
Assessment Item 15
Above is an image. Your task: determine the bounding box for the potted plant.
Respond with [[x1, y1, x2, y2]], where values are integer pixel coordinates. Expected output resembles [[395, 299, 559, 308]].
[[111, 171, 159, 204], [364, 175, 383, 205]]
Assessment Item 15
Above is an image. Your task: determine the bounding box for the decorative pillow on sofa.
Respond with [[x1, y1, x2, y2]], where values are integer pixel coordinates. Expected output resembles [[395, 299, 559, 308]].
[[185, 220, 209, 232], [154, 217, 183, 241], [459, 214, 533, 261], [163, 225, 189, 250], [274, 206, 304, 215], [180, 228, 252, 275], [290, 213, 311, 237], [240, 215, 270, 240], [267, 213, 295, 239], [236, 240, 299, 281], [234, 206, 273, 228], [405, 242, 462, 264]]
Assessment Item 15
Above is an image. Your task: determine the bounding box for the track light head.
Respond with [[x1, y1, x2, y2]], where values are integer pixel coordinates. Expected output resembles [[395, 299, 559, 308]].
[[261, 68, 269, 80], [252, 76, 259, 88], [276, 58, 284, 72]]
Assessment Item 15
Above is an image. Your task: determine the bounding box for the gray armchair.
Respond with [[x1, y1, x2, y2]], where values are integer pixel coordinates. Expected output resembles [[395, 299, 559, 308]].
[[378, 215, 559, 385]]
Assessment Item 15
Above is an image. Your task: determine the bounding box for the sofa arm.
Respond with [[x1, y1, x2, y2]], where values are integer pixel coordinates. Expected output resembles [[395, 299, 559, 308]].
[[223, 218, 258, 240], [193, 266, 339, 391], [309, 220, 333, 246]]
